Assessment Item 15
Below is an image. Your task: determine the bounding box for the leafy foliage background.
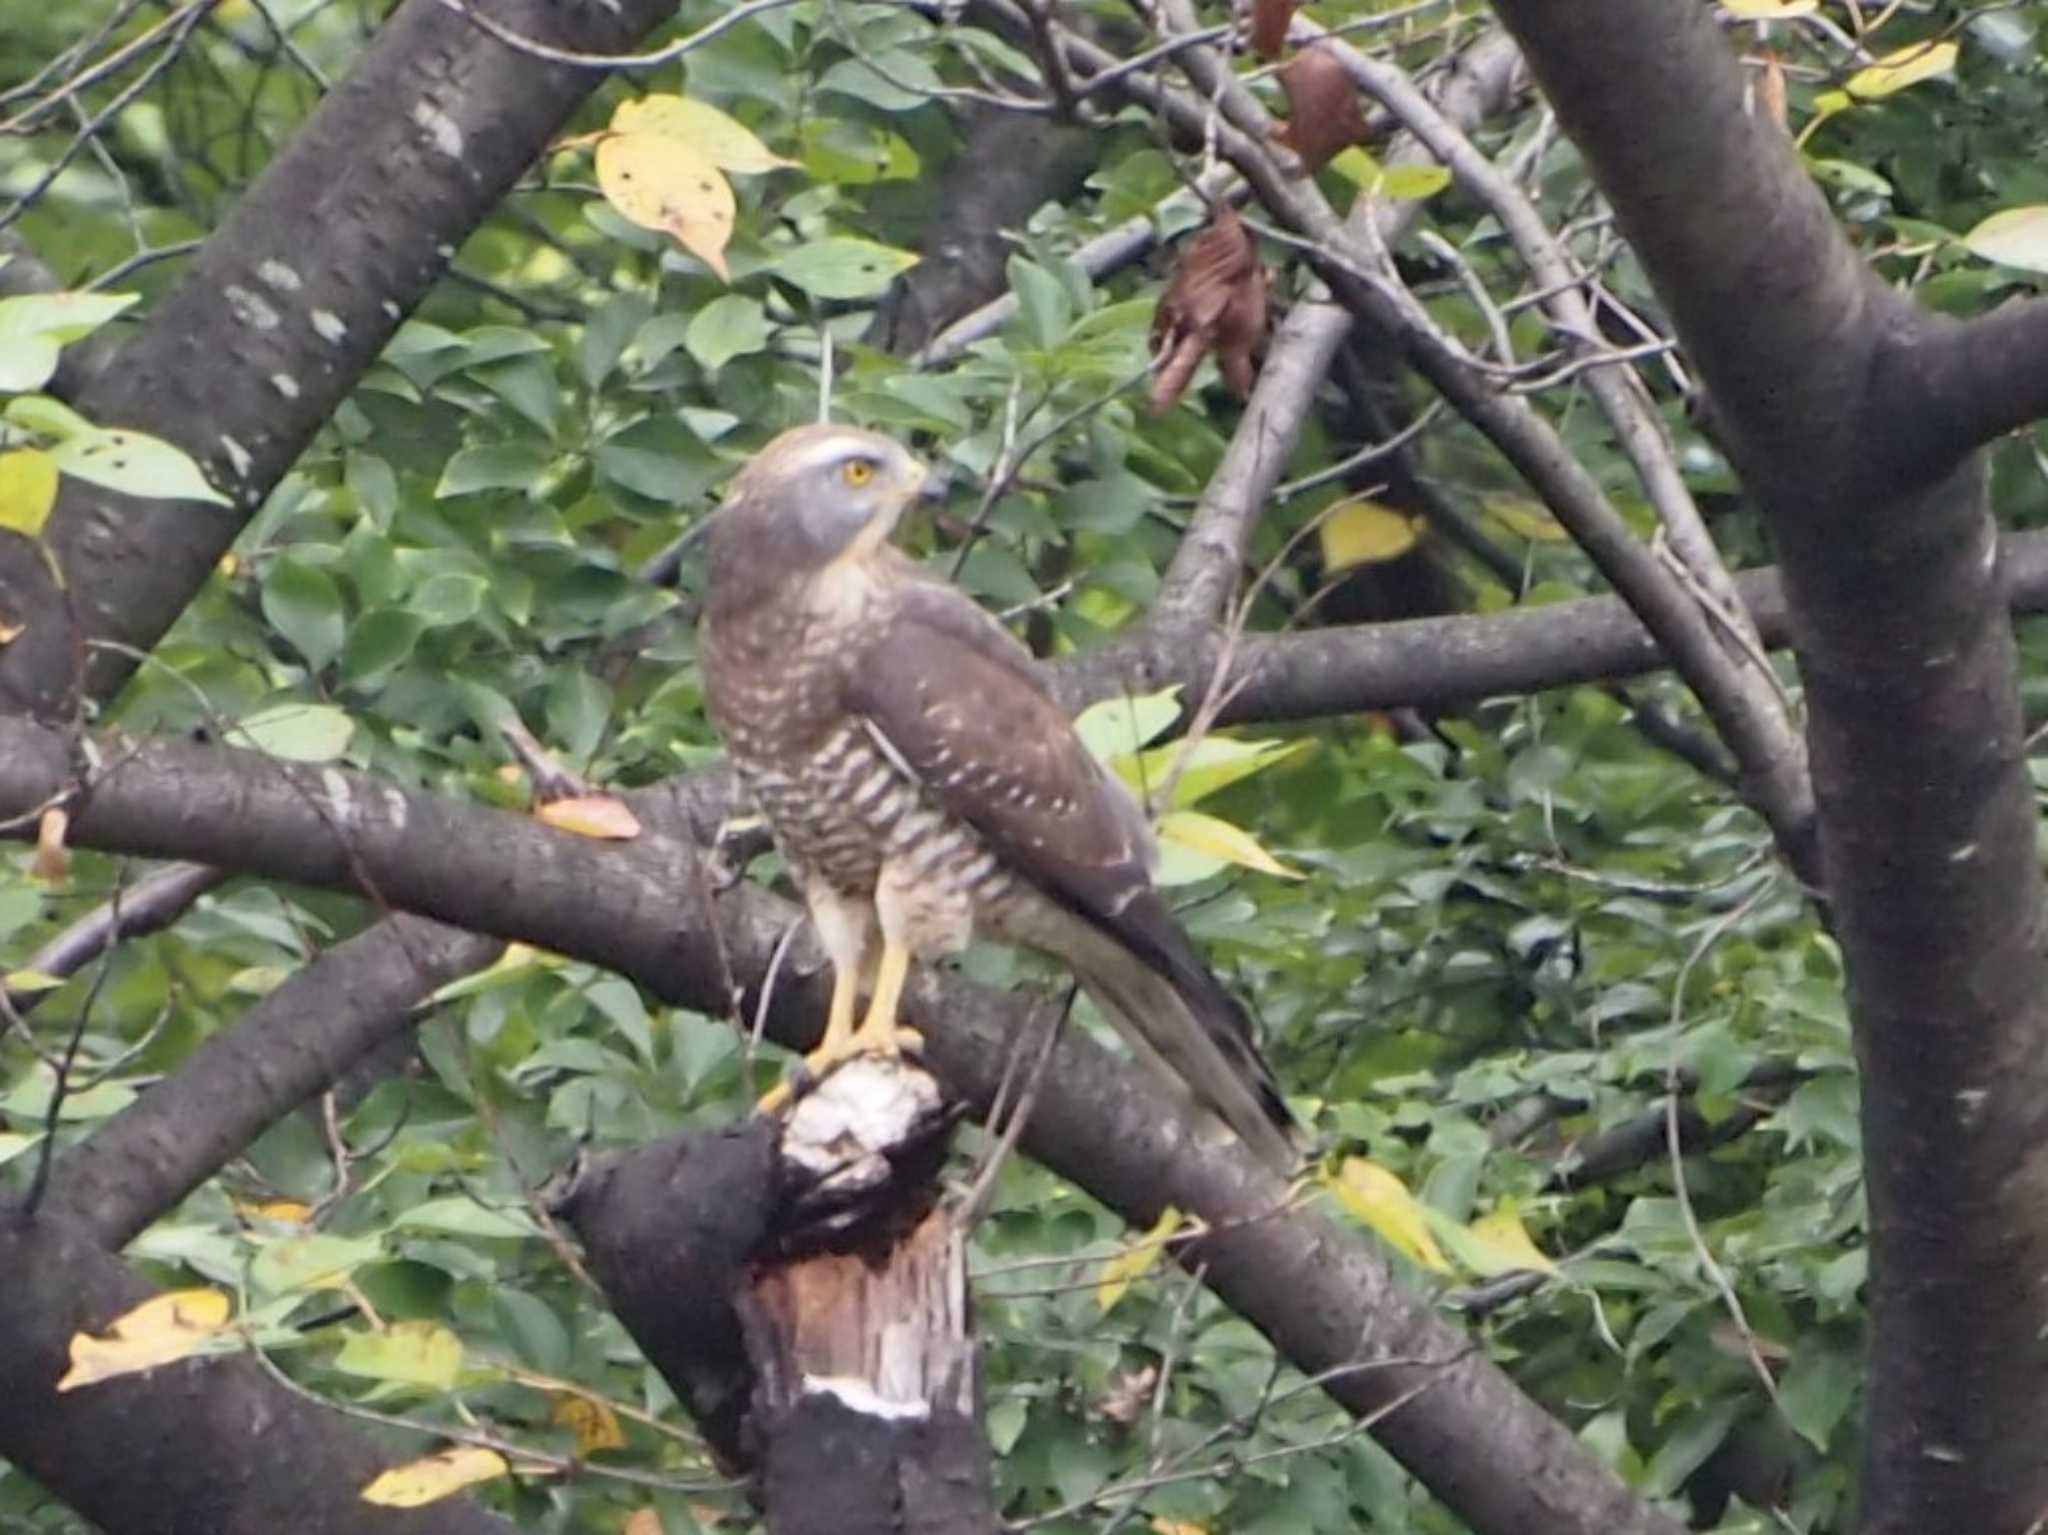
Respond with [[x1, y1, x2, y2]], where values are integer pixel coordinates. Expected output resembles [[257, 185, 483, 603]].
[[4, 1, 2044, 1530]]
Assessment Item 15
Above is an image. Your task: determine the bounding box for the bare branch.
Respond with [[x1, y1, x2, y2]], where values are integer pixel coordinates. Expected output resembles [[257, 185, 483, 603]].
[[47, 917, 500, 1249], [6, 862, 224, 1018]]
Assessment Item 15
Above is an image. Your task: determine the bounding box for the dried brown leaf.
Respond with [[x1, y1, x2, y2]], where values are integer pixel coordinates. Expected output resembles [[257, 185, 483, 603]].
[[1270, 46, 1372, 176], [1148, 207, 1268, 414], [31, 807, 68, 884], [1247, 0, 1301, 59], [1756, 49, 1789, 130]]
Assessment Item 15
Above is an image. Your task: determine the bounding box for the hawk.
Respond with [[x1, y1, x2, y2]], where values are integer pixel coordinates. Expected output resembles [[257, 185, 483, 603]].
[[700, 424, 1298, 1169]]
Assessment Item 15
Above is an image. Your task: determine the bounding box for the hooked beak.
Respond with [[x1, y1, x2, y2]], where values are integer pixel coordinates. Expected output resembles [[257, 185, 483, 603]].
[[916, 461, 952, 504]]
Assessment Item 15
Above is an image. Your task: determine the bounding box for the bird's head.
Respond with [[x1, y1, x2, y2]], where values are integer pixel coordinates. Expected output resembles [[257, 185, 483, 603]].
[[712, 424, 938, 580]]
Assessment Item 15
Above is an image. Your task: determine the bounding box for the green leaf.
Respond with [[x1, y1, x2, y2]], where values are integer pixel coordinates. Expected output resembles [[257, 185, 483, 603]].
[[395, 1197, 541, 1239], [250, 1232, 384, 1295], [436, 443, 549, 498], [3, 394, 92, 440], [492, 1289, 571, 1374], [339, 609, 425, 686], [1008, 257, 1072, 348], [1641, 1400, 1742, 1498], [546, 668, 611, 759], [412, 571, 487, 627], [344, 452, 399, 527], [49, 428, 230, 506], [0, 337, 59, 393], [262, 558, 346, 672], [0, 290, 138, 345], [1962, 205, 2048, 275], [333, 1322, 464, 1389], [819, 51, 943, 111], [1073, 686, 1183, 762], [1779, 1348, 1858, 1451], [769, 237, 920, 300], [685, 294, 771, 373], [225, 702, 355, 762], [1121, 735, 1314, 809]]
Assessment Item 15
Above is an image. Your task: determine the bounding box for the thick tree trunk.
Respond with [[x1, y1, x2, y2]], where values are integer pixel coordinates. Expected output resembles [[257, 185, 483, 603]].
[[558, 1058, 994, 1535]]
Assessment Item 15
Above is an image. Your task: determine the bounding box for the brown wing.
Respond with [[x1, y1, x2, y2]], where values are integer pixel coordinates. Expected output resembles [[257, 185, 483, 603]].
[[844, 578, 1297, 1163]]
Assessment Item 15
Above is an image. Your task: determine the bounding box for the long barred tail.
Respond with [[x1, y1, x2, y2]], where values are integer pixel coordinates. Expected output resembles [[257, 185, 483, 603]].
[[1077, 954, 1300, 1172]]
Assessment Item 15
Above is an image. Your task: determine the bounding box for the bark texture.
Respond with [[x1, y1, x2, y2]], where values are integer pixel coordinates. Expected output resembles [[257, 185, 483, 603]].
[[1489, 2, 2048, 1526], [560, 1061, 993, 1535], [0, 1205, 521, 1535]]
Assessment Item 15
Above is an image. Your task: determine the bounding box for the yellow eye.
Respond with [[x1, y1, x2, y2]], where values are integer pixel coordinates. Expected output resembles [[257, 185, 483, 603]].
[[841, 458, 876, 487]]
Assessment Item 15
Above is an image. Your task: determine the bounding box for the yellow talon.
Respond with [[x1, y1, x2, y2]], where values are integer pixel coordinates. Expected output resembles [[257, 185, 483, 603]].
[[756, 941, 921, 1112], [851, 941, 913, 1055]]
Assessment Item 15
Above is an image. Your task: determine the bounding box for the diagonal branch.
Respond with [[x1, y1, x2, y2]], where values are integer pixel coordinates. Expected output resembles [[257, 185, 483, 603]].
[[46, 916, 500, 1249], [0, 0, 683, 720], [1906, 296, 2048, 462], [0, 720, 1682, 1535], [1108, 0, 1822, 878], [1147, 29, 1523, 634], [1487, 4, 2048, 1529], [0, 1205, 524, 1535]]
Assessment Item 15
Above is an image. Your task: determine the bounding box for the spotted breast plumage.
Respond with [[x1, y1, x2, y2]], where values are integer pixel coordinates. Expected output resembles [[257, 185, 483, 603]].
[[699, 422, 1298, 1169]]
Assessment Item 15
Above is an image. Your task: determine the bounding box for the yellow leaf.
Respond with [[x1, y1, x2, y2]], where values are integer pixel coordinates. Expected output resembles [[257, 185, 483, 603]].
[[1464, 1201, 1558, 1277], [240, 1199, 312, 1225], [553, 1391, 627, 1454], [1096, 1207, 1185, 1314], [57, 1288, 233, 1391], [624, 1510, 665, 1535], [4, 969, 66, 993], [1483, 493, 1569, 542], [1722, 0, 1816, 16], [0, 449, 59, 538], [31, 806, 68, 884], [1326, 1158, 1450, 1273], [595, 133, 735, 279], [1156, 809, 1303, 880], [535, 794, 644, 840], [334, 1322, 465, 1389], [1319, 496, 1419, 571], [1152, 1521, 1207, 1535], [1845, 41, 1956, 99], [360, 1447, 508, 1508], [611, 94, 797, 174]]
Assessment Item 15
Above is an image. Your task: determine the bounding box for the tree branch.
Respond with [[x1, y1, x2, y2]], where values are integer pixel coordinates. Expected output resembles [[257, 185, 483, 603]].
[[1488, 3, 2048, 1527], [1910, 296, 2048, 460], [0, 721, 1683, 1535], [1148, 31, 1522, 633], [6, 861, 225, 1017], [0, 1205, 524, 1535], [47, 916, 500, 1249], [1042, 0, 1826, 878], [0, 0, 682, 719]]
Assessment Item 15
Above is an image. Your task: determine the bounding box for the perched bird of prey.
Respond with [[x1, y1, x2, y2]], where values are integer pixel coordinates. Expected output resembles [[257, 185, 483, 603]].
[[700, 423, 1298, 1169]]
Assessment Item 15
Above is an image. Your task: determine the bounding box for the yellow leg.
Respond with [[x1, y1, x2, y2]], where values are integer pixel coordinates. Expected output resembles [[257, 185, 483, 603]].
[[851, 939, 913, 1056], [814, 963, 858, 1058], [756, 964, 862, 1112]]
